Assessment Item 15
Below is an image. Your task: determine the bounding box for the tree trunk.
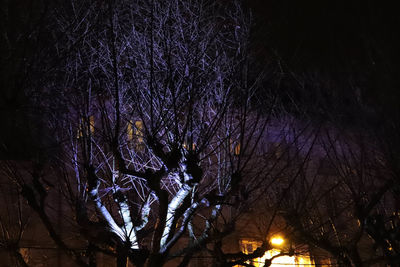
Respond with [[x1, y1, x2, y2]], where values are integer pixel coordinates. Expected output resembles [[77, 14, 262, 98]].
[[349, 248, 363, 267], [116, 245, 129, 267], [117, 254, 128, 267], [177, 251, 194, 267], [147, 253, 165, 267], [88, 243, 97, 267]]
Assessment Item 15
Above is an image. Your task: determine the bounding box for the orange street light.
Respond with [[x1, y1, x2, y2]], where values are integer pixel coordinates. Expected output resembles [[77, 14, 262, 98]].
[[270, 236, 284, 246]]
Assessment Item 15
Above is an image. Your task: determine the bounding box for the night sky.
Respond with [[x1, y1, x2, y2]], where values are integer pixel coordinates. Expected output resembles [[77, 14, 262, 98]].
[[1, 0, 399, 158], [246, 0, 400, 134]]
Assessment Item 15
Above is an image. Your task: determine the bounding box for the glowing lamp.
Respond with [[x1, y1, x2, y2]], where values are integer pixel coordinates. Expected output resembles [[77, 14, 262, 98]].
[[270, 236, 284, 246]]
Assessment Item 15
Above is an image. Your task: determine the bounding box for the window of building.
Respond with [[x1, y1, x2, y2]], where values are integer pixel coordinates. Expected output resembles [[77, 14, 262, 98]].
[[128, 120, 145, 151], [77, 116, 95, 138], [135, 120, 144, 143], [127, 120, 134, 141], [183, 141, 196, 151], [230, 138, 241, 156], [239, 240, 262, 267]]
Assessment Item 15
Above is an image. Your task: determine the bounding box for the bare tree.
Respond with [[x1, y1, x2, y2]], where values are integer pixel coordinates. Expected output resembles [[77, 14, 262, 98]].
[[0, 176, 30, 267], [9, 0, 294, 266], [278, 124, 400, 267]]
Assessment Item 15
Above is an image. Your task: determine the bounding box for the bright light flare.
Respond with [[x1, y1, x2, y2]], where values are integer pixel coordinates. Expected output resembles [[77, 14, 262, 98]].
[[270, 236, 284, 246]]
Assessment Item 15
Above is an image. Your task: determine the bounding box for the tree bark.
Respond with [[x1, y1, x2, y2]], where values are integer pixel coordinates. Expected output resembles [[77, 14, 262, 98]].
[[117, 254, 128, 267], [147, 253, 165, 267], [88, 243, 97, 267], [116, 245, 129, 267]]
